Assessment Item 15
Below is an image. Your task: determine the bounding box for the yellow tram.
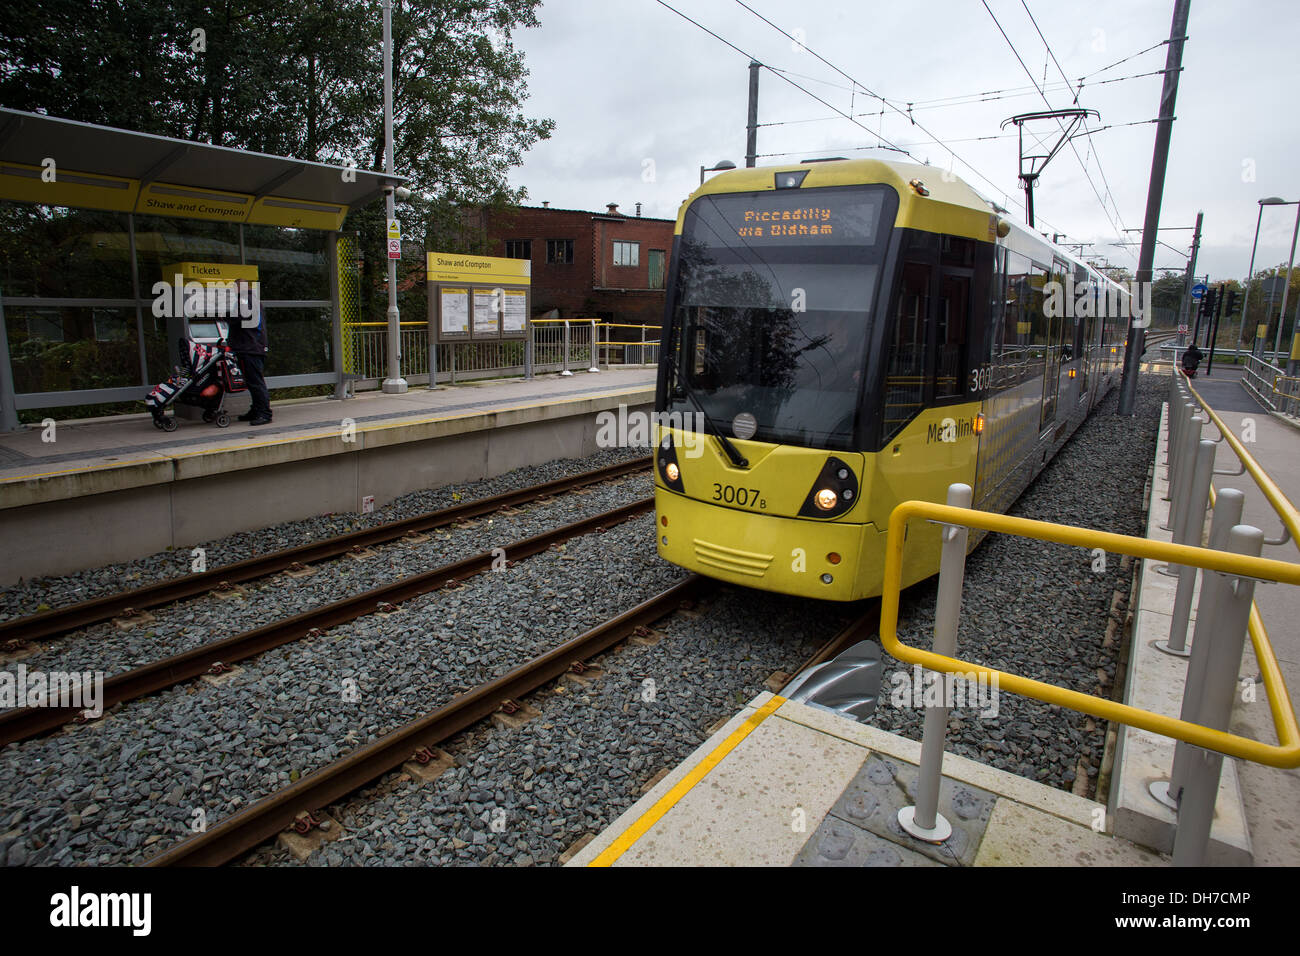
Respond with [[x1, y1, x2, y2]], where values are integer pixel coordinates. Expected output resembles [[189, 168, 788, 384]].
[[653, 157, 1130, 601]]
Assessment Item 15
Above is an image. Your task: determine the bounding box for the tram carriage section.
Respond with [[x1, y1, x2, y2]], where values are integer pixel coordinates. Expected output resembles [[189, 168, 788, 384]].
[[653, 158, 1129, 601]]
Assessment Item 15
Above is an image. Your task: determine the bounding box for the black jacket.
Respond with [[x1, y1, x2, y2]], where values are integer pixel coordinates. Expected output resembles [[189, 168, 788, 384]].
[[227, 310, 267, 356]]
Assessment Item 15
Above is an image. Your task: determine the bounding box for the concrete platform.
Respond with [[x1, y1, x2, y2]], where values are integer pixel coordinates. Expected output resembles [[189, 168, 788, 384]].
[[570, 693, 1166, 867], [0, 369, 655, 583]]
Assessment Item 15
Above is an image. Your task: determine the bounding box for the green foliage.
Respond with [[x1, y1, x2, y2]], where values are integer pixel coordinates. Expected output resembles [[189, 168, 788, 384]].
[[1, 0, 555, 412]]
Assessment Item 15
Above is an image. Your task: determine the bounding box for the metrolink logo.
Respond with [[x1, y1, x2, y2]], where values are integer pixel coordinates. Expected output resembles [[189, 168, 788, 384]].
[[595, 406, 706, 457], [927, 416, 977, 444], [150, 275, 261, 324], [0, 665, 104, 717], [1043, 277, 1152, 328], [889, 664, 999, 718]]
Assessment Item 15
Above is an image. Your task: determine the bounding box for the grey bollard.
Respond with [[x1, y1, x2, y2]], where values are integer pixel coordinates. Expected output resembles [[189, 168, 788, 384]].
[[898, 483, 972, 843], [1159, 413, 1203, 554], [1160, 439, 1217, 656], [1172, 524, 1264, 867], [1149, 488, 1247, 810]]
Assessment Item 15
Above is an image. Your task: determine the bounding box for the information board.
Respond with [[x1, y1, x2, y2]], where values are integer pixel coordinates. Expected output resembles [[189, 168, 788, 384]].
[[440, 287, 470, 336]]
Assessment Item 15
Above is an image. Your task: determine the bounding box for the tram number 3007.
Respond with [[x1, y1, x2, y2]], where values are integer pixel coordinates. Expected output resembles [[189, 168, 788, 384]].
[[969, 364, 993, 392], [712, 483, 766, 509]]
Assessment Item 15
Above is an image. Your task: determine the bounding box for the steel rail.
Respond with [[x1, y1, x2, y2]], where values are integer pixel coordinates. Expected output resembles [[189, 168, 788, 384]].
[[0, 498, 654, 748], [0, 457, 650, 646], [144, 575, 707, 867], [782, 602, 882, 692]]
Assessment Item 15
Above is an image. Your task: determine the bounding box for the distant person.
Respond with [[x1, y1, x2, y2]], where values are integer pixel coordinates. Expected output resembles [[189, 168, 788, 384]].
[[1181, 343, 1203, 377], [228, 280, 271, 425]]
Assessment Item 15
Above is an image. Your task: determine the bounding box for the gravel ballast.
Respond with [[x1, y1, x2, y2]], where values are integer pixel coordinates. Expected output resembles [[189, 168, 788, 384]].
[[0, 375, 1165, 866]]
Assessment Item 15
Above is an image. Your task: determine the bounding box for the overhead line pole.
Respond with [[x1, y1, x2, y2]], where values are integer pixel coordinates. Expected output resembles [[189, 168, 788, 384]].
[[1177, 211, 1203, 345], [746, 59, 760, 167], [1118, 0, 1190, 415]]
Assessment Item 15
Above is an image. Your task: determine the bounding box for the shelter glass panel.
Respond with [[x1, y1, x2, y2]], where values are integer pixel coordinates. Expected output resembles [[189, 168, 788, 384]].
[[0, 204, 133, 299]]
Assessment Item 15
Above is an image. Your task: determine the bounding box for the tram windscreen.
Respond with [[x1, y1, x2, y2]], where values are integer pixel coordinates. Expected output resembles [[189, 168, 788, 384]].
[[665, 184, 894, 449]]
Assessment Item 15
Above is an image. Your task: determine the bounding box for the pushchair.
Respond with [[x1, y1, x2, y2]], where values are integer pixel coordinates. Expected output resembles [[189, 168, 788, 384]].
[[145, 335, 246, 431]]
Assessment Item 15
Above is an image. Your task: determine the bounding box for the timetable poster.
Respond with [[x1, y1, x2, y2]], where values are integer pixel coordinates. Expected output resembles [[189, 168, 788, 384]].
[[502, 290, 528, 333], [473, 288, 500, 335], [440, 287, 469, 335]]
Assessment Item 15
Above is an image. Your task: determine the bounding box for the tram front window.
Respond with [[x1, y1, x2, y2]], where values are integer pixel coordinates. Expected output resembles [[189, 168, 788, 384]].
[[665, 184, 894, 449]]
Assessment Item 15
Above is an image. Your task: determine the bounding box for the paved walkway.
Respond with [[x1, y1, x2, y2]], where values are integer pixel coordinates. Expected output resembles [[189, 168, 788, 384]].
[[0, 369, 657, 483]]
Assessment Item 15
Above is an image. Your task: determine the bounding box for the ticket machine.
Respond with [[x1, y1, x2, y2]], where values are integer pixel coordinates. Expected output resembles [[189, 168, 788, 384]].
[[159, 262, 259, 417]]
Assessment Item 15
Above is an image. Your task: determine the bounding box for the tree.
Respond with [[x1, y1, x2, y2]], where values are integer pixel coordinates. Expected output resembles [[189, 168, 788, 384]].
[[1, 0, 555, 321]]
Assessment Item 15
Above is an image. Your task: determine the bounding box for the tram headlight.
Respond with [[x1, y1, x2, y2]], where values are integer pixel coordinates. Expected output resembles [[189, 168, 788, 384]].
[[799, 456, 859, 519], [657, 432, 685, 493]]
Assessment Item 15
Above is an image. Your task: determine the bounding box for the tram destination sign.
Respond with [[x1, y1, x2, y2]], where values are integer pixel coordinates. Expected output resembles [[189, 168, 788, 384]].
[[694, 186, 887, 246]]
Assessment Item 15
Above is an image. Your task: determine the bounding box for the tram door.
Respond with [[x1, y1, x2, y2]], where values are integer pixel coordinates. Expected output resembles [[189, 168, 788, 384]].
[[1039, 260, 1068, 430]]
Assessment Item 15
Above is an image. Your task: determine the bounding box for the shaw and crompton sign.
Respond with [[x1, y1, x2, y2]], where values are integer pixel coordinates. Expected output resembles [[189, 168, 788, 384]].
[[426, 252, 531, 342]]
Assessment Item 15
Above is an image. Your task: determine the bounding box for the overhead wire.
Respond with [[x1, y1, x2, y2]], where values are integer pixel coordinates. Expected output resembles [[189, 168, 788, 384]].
[[729, 0, 1074, 240], [981, 0, 1136, 261], [652, 0, 912, 155]]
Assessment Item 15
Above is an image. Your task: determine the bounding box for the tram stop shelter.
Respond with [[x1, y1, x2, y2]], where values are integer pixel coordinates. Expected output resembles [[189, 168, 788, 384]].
[[0, 107, 405, 431]]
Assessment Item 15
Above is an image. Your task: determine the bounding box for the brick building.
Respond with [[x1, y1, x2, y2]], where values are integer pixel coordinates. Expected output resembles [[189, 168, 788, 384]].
[[463, 202, 676, 329]]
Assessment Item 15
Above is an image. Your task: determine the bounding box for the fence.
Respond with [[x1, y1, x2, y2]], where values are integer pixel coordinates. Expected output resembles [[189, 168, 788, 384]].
[[1239, 353, 1300, 415], [342, 318, 659, 387]]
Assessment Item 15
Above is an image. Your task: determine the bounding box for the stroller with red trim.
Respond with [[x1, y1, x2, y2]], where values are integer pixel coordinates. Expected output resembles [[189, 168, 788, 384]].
[[145, 334, 246, 431]]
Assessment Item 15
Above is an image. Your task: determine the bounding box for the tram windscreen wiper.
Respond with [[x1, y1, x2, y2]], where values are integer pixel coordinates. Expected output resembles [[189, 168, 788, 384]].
[[670, 360, 749, 469]]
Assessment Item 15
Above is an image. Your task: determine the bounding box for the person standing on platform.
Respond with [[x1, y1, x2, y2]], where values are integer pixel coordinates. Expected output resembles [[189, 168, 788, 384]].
[[228, 279, 271, 425]]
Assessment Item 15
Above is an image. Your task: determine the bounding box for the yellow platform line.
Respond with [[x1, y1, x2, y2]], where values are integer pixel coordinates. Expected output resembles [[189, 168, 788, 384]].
[[588, 694, 786, 866]]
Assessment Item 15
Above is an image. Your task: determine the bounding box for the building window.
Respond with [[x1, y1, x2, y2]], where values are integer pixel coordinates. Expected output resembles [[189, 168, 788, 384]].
[[546, 239, 574, 264], [505, 239, 532, 260], [648, 250, 666, 289], [613, 241, 639, 267]]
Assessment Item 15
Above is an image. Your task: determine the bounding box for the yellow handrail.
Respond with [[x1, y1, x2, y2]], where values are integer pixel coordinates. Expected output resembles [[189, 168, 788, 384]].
[[1184, 370, 1300, 553], [879, 499, 1300, 768]]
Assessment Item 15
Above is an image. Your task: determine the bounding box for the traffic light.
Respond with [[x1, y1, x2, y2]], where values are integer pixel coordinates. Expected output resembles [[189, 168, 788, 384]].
[[1201, 287, 1217, 318], [1224, 289, 1239, 316]]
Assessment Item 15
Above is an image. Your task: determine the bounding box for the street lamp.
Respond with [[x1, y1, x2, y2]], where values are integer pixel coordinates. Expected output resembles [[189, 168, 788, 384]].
[[700, 160, 736, 185], [1241, 197, 1288, 358], [1270, 200, 1300, 369], [380, 0, 407, 394]]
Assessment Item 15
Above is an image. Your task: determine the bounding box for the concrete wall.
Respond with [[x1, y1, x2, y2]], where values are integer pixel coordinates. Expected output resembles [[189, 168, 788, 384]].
[[0, 398, 652, 585]]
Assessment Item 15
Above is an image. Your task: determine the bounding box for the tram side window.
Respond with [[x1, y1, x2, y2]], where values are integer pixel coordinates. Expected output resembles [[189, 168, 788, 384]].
[[882, 262, 931, 442], [935, 272, 969, 400], [1000, 251, 1033, 385]]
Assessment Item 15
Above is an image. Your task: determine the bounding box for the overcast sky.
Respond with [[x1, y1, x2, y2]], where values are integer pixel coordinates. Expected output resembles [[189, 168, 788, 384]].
[[506, 0, 1300, 282]]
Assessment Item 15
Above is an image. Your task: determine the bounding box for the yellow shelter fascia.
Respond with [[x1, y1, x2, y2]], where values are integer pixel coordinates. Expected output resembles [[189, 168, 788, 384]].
[[0, 160, 139, 212]]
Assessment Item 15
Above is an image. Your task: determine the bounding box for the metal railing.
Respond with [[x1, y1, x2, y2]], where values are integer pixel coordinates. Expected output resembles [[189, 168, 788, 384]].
[[888, 365, 1300, 863], [1238, 353, 1300, 415], [881, 485, 1299, 865], [344, 318, 659, 388]]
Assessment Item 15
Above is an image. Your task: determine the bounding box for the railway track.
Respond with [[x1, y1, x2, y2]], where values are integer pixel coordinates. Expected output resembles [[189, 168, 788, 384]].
[[0, 456, 650, 648], [145, 575, 711, 867], [0, 496, 655, 748]]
